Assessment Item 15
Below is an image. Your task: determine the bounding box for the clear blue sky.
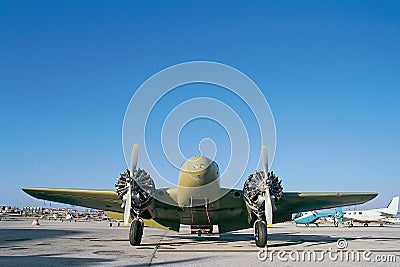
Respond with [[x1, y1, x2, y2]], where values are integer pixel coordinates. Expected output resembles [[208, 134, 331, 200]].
[[1, 1, 399, 209]]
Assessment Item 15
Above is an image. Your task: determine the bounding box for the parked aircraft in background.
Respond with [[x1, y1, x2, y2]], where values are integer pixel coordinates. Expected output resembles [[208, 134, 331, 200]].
[[343, 196, 399, 227], [23, 145, 377, 247], [293, 208, 343, 227], [383, 217, 400, 224]]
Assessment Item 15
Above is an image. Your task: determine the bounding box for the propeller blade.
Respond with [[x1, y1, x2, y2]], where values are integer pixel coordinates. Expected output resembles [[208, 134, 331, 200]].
[[261, 145, 268, 176], [264, 187, 273, 227], [130, 144, 139, 176], [262, 145, 273, 227], [123, 184, 132, 226]]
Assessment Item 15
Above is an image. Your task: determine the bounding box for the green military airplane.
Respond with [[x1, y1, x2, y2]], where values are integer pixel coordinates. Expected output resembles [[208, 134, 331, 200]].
[[23, 145, 377, 247]]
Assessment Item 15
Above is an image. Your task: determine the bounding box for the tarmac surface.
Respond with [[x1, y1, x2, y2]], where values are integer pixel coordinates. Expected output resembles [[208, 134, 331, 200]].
[[0, 219, 399, 266]]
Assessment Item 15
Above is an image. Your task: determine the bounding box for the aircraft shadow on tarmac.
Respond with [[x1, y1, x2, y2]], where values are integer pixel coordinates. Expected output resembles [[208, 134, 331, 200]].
[[0, 253, 113, 266], [139, 232, 345, 248], [0, 229, 86, 245], [141, 230, 400, 249], [128, 257, 210, 267]]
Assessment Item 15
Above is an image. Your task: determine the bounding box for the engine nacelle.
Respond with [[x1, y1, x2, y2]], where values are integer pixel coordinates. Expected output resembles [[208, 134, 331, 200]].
[[243, 170, 283, 212], [115, 169, 155, 210]]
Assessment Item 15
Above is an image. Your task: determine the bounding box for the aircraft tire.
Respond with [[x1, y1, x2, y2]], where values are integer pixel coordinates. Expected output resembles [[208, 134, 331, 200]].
[[334, 222, 339, 227], [363, 223, 368, 227], [349, 223, 353, 227], [254, 220, 267, 247], [129, 219, 143, 246]]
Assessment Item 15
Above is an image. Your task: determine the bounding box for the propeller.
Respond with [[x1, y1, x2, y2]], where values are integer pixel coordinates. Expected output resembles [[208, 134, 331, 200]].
[[261, 145, 273, 227], [123, 144, 138, 226]]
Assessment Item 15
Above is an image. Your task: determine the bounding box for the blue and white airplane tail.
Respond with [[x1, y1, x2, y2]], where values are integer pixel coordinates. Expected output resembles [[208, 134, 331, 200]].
[[334, 207, 343, 222]]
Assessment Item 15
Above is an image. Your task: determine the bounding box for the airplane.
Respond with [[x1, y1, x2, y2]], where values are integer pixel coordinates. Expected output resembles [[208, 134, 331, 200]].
[[23, 145, 378, 247], [383, 217, 400, 224], [0, 212, 21, 217], [293, 207, 343, 227], [343, 196, 399, 227], [0, 213, 8, 220]]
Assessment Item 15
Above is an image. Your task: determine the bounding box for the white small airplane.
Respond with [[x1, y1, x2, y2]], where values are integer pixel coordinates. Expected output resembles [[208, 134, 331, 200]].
[[343, 196, 399, 227]]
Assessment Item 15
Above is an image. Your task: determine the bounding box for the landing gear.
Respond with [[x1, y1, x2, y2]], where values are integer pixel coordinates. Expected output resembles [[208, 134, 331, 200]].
[[129, 218, 144, 246], [305, 223, 310, 227], [363, 223, 369, 227], [254, 220, 267, 247], [334, 221, 339, 227], [197, 229, 202, 237], [379, 223, 384, 227], [348, 221, 354, 227]]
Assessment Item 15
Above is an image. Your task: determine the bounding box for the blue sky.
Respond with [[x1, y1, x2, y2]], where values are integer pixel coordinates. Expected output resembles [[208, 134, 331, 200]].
[[1, 1, 399, 209]]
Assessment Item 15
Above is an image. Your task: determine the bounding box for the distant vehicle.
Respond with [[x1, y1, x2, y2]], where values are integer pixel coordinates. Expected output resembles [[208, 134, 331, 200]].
[[343, 196, 399, 227], [293, 208, 343, 227], [52, 213, 62, 220]]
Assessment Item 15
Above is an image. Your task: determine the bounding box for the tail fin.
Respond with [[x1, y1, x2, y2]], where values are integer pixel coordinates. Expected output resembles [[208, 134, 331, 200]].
[[334, 207, 343, 222], [384, 196, 399, 215]]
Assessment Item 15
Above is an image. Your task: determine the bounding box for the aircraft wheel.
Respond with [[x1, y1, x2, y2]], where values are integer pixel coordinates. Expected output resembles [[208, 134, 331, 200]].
[[349, 222, 353, 227], [129, 219, 143, 246], [305, 223, 309, 227], [379, 223, 384, 227], [316, 223, 319, 227], [334, 221, 339, 227], [363, 223, 368, 227], [197, 229, 202, 236], [254, 220, 267, 247]]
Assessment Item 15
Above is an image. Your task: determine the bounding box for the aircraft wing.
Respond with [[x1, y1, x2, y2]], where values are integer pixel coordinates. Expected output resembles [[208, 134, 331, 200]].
[[22, 187, 182, 231], [23, 187, 377, 233], [22, 188, 124, 212], [217, 190, 377, 232], [276, 192, 378, 213]]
